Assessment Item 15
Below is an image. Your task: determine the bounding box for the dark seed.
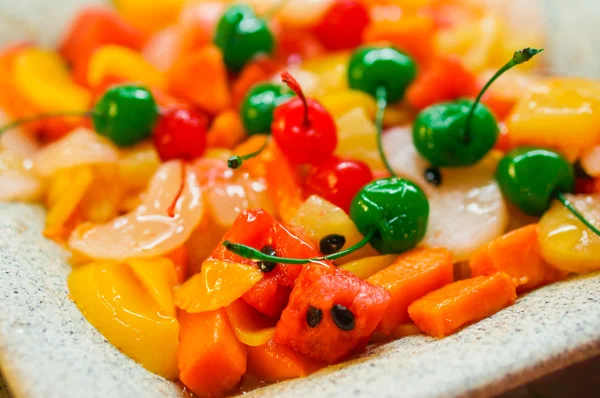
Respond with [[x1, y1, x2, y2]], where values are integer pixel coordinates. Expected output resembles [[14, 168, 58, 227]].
[[424, 166, 442, 186], [306, 306, 323, 328], [319, 234, 346, 255], [257, 245, 277, 272], [331, 304, 355, 331]]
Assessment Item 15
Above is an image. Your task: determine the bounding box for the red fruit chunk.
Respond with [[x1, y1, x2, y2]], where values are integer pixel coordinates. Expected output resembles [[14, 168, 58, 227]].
[[313, 0, 370, 51], [275, 264, 390, 364], [304, 156, 373, 213], [153, 107, 209, 161], [211, 209, 331, 317]]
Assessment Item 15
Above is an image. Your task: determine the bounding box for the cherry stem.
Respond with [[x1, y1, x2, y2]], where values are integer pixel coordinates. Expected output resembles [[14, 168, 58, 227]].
[[0, 110, 92, 135], [281, 71, 310, 127], [375, 87, 396, 177], [263, 0, 291, 20], [556, 192, 600, 237], [227, 137, 269, 169], [462, 48, 543, 143], [223, 229, 374, 264]]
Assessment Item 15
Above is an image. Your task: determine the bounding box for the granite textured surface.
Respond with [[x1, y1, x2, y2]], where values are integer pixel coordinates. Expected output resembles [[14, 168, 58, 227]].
[[1, 203, 600, 398]]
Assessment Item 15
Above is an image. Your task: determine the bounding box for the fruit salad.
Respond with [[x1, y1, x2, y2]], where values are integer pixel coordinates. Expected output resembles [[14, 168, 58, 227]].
[[0, 0, 599, 396]]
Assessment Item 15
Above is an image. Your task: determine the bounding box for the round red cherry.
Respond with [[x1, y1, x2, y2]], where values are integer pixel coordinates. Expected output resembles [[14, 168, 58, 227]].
[[272, 72, 337, 165], [313, 0, 370, 50], [153, 107, 209, 161], [305, 156, 374, 213]]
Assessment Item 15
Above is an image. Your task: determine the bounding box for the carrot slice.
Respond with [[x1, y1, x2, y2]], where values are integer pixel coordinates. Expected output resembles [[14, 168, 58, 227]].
[[225, 299, 276, 347], [247, 339, 322, 382], [175, 259, 263, 313], [168, 45, 230, 115], [265, 144, 305, 224], [178, 309, 247, 396], [408, 273, 517, 338], [470, 224, 567, 292], [367, 248, 453, 335]]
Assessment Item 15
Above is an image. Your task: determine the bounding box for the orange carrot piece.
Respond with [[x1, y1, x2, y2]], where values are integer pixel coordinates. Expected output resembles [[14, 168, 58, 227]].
[[367, 248, 453, 335], [165, 245, 189, 283], [362, 15, 436, 66], [206, 109, 246, 149], [178, 309, 247, 396], [168, 45, 230, 115], [265, 144, 305, 224], [408, 273, 517, 338], [470, 224, 567, 292], [247, 339, 323, 382]]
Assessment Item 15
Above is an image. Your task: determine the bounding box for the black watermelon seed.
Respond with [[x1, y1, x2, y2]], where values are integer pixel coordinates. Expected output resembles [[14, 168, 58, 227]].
[[331, 304, 355, 331], [319, 234, 346, 255], [257, 245, 277, 273], [424, 166, 442, 186], [306, 306, 323, 328]]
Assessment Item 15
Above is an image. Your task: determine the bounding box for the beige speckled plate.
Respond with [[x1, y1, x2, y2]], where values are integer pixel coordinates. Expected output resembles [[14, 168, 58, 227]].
[[2, 1, 600, 397]]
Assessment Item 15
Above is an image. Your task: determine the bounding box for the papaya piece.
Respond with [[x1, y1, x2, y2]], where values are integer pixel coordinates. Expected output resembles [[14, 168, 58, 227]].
[[206, 109, 246, 149], [165, 245, 189, 283], [168, 45, 230, 115], [178, 309, 247, 396], [367, 248, 453, 335], [265, 144, 305, 224], [247, 339, 322, 382], [470, 224, 567, 292], [408, 273, 517, 338]]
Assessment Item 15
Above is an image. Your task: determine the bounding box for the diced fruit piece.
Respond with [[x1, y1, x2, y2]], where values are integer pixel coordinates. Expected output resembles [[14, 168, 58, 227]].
[[87, 45, 166, 89], [118, 142, 161, 192], [175, 259, 263, 313], [275, 264, 390, 363], [265, 144, 305, 224], [335, 108, 384, 171], [113, 0, 184, 35], [297, 51, 349, 97], [538, 194, 600, 274], [290, 195, 378, 263], [470, 224, 567, 292], [168, 45, 230, 115], [69, 261, 179, 379], [408, 273, 517, 338], [211, 209, 331, 317], [507, 77, 600, 153], [318, 89, 376, 120], [367, 248, 453, 335], [247, 339, 323, 382], [226, 299, 276, 347], [339, 255, 397, 280], [128, 257, 178, 316], [165, 246, 189, 283], [178, 309, 247, 396]]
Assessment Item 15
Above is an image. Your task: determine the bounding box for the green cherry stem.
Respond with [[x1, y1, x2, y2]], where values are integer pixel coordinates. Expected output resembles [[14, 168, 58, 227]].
[[227, 137, 270, 169], [462, 47, 543, 143], [223, 229, 375, 264], [375, 86, 396, 177], [0, 110, 93, 135], [555, 192, 600, 237]]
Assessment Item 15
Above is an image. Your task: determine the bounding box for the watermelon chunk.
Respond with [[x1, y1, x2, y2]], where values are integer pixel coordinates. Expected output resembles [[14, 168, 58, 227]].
[[275, 263, 390, 363], [211, 209, 330, 317]]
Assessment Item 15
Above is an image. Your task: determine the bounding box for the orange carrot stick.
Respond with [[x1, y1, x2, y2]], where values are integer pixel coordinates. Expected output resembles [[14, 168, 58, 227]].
[[247, 339, 323, 382], [367, 248, 453, 335], [178, 309, 247, 396], [408, 272, 517, 338], [470, 224, 567, 292]]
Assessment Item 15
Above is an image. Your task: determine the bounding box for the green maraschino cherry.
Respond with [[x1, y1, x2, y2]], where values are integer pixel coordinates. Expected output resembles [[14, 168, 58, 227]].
[[240, 83, 294, 135], [0, 84, 158, 148], [496, 147, 600, 237], [214, 4, 275, 72], [223, 177, 430, 263], [347, 46, 418, 176], [413, 48, 543, 168]]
